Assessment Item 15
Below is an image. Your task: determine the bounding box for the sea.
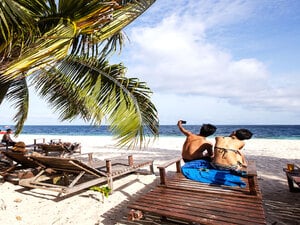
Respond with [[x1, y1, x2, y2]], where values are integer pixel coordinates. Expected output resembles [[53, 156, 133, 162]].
[[1, 125, 300, 140]]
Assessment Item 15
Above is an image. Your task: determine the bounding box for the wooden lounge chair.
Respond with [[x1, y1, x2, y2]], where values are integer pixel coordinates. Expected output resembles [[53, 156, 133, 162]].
[[0, 150, 41, 183], [37, 142, 81, 156], [19, 154, 154, 196], [128, 157, 266, 225]]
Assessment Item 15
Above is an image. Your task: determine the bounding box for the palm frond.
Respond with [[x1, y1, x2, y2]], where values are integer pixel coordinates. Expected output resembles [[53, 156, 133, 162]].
[[0, 0, 158, 147], [1, 18, 75, 81], [31, 56, 159, 147], [6, 77, 29, 135], [95, 0, 155, 41]]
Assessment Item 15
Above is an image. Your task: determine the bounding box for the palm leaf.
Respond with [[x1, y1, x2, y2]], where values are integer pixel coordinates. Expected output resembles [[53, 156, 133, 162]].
[[1, 0, 155, 81], [30, 56, 158, 147], [2, 18, 75, 81], [0, 0, 158, 147], [6, 77, 29, 135]]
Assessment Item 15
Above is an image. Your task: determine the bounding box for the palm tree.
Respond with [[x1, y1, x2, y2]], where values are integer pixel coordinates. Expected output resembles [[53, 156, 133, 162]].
[[0, 0, 158, 148]]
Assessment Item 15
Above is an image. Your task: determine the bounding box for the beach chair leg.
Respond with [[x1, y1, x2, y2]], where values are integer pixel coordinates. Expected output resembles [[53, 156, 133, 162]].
[[107, 176, 113, 194], [149, 164, 154, 174], [105, 159, 113, 194], [128, 155, 133, 166], [286, 174, 296, 192]]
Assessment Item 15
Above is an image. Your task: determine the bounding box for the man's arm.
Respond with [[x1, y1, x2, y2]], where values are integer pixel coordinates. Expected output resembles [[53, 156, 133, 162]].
[[207, 144, 214, 158], [177, 120, 191, 136]]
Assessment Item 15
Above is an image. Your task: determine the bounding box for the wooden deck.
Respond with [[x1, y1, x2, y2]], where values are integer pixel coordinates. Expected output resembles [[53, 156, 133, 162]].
[[128, 157, 266, 225]]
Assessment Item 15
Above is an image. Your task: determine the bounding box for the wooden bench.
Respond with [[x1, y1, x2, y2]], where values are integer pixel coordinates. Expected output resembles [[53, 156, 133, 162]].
[[128, 157, 266, 224], [283, 164, 300, 192]]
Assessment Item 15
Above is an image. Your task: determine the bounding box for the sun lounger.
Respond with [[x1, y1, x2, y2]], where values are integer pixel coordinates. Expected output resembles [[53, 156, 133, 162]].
[[128, 157, 266, 224], [18, 154, 154, 196], [37, 142, 81, 156], [0, 150, 41, 183]]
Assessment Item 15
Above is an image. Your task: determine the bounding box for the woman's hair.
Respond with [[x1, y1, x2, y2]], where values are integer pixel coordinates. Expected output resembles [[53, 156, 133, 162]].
[[235, 129, 253, 140]]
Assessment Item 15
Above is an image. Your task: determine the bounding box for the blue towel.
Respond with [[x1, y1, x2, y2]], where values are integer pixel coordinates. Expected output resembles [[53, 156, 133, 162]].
[[181, 160, 246, 188]]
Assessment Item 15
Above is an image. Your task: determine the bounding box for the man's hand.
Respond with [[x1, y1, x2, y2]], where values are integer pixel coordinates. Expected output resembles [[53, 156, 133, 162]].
[[177, 120, 182, 126]]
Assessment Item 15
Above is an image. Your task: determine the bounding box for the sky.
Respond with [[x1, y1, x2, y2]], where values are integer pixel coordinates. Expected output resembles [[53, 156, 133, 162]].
[[1, 0, 300, 126]]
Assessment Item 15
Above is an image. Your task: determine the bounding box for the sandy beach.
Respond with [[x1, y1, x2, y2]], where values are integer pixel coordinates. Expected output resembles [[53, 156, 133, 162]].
[[1, 135, 300, 225]]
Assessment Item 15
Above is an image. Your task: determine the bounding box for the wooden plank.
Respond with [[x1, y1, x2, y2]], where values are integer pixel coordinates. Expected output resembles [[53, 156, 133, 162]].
[[1, 151, 39, 168], [129, 187, 265, 225], [161, 172, 262, 199]]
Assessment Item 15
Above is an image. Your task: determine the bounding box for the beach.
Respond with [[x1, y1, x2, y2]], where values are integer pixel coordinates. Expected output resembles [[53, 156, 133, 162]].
[[1, 135, 300, 225]]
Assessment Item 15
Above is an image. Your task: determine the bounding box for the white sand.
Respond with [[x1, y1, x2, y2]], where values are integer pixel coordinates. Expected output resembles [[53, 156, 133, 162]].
[[1, 135, 300, 225]]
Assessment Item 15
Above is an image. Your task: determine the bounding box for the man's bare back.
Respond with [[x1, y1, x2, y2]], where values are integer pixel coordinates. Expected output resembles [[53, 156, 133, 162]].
[[177, 120, 216, 162], [182, 134, 213, 161]]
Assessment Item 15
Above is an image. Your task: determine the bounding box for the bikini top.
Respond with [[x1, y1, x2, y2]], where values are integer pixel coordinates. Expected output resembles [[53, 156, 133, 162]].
[[214, 146, 241, 158]]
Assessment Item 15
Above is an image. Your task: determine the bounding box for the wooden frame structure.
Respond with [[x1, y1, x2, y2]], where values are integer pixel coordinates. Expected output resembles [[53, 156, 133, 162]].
[[18, 154, 154, 196], [128, 157, 266, 224]]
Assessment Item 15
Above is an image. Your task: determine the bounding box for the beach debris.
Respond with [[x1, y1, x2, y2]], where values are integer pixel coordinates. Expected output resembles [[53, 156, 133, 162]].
[[0, 199, 6, 210], [127, 209, 143, 221], [53, 176, 62, 184], [14, 198, 22, 203], [90, 186, 111, 198], [16, 215, 22, 221]]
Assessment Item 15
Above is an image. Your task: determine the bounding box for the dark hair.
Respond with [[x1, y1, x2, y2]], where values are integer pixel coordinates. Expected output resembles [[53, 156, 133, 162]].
[[6, 128, 12, 132], [200, 124, 217, 137], [235, 129, 253, 140]]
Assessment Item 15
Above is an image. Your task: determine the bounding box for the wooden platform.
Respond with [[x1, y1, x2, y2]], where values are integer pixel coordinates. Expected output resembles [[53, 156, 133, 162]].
[[128, 157, 266, 225]]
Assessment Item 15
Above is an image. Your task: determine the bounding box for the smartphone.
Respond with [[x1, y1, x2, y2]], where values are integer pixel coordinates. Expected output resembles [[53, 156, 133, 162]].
[[181, 120, 187, 124]]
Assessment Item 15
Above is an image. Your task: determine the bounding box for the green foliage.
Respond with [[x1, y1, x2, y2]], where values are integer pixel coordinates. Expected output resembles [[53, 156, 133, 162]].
[[0, 0, 158, 148], [90, 185, 112, 198]]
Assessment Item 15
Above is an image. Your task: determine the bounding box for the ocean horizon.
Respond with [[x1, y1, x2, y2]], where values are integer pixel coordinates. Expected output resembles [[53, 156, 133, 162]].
[[1, 124, 299, 140]]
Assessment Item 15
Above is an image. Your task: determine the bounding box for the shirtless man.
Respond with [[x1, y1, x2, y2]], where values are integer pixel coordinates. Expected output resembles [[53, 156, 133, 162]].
[[177, 120, 217, 162], [211, 129, 253, 171]]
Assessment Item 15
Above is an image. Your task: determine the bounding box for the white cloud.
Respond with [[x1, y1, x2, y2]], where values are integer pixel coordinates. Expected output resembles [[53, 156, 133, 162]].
[[119, 0, 300, 123], [2, 0, 299, 125]]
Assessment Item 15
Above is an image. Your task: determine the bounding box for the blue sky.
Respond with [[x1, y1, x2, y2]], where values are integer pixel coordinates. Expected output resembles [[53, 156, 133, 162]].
[[1, 0, 300, 126]]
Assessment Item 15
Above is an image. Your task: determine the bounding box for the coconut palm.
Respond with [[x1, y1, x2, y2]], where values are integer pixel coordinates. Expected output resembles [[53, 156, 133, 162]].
[[0, 0, 158, 148]]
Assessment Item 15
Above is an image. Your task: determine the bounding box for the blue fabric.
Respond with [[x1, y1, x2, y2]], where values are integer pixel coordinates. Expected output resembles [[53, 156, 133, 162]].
[[181, 160, 246, 188]]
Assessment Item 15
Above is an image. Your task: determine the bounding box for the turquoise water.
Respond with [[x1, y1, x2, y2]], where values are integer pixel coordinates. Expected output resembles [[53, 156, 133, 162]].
[[1, 125, 299, 140]]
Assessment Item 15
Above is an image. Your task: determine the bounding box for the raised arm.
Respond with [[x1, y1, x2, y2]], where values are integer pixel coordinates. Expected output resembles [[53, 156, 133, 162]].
[[177, 120, 191, 136]]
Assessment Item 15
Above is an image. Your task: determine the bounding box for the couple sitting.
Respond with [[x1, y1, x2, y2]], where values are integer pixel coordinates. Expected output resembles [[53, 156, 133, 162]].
[[177, 120, 253, 172]]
